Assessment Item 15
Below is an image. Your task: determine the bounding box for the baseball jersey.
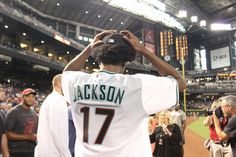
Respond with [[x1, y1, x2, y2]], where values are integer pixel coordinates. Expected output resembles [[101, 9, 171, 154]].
[[62, 70, 179, 157]]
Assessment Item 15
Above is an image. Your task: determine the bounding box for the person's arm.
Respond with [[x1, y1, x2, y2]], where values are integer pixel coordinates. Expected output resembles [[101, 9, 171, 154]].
[[6, 131, 36, 141], [168, 124, 183, 144], [5, 109, 37, 141], [203, 116, 213, 126], [149, 130, 156, 144], [181, 111, 186, 132], [121, 30, 186, 92], [212, 114, 229, 141], [1, 134, 9, 157], [182, 120, 186, 133], [64, 30, 116, 72], [48, 99, 72, 157], [162, 124, 173, 136]]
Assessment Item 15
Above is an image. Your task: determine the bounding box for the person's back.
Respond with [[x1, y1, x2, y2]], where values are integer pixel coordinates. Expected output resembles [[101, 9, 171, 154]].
[[63, 71, 178, 157], [35, 74, 71, 157], [35, 92, 65, 156], [62, 30, 186, 157]]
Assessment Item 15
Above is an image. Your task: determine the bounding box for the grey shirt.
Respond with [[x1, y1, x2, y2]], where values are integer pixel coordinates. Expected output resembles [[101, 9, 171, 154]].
[[0, 109, 5, 149], [223, 116, 236, 156], [5, 104, 38, 153]]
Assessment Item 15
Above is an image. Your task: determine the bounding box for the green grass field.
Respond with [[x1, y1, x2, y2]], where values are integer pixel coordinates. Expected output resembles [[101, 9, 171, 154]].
[[187, 117, 210, 139]]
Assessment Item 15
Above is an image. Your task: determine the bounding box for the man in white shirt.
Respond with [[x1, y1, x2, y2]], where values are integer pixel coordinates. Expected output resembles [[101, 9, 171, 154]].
[[62, 30, 186, 157], [35, 74, 71, 157]]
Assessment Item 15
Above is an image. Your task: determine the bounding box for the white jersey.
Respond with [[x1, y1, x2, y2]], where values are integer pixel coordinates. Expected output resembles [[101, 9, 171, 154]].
[[35, 91, 72, 157], [62, 70, 179, 157]]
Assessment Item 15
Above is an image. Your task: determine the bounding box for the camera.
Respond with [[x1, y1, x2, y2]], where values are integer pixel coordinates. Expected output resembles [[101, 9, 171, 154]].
[[206, 107, 224, 119]]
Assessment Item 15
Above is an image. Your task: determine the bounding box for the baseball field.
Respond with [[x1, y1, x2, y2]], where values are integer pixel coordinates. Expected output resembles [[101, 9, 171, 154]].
[[187, 117, 209, 139], [184, 117, 209, 157]]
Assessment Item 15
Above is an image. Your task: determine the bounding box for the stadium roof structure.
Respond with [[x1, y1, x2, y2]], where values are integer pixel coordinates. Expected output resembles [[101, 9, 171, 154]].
[[9, 0, 236, 34]]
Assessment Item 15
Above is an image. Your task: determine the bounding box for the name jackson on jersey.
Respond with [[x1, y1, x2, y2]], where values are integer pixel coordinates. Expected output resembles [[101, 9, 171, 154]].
[[73, 84, 125, 105]]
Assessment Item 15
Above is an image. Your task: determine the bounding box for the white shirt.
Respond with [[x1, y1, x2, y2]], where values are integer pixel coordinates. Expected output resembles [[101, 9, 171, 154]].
[[35, 91, 72, 157], [62, 71, 179, 157]]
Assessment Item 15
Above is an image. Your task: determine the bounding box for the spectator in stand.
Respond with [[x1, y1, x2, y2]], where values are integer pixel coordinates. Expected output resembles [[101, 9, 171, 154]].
[[203, 100, 233, 157], [0, 88, 10, 157], [5, 88, 38, 157]]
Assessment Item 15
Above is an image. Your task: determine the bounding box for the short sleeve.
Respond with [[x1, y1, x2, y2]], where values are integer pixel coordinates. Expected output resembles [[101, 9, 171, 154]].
[[181, 111, 186, 121], [135, 74, 179, 115], [223, 116, 236, 138], [5, 110, 16, 131], [62, 71, 83, 105], [0, 112, 5, 134]]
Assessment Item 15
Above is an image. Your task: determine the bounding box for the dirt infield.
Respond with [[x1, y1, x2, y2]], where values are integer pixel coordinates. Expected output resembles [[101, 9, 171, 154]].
[[184, 117, 209, 157]]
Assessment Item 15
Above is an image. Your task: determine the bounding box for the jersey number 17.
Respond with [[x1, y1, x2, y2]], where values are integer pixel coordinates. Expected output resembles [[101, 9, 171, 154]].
[[81, 107, 115, 144]]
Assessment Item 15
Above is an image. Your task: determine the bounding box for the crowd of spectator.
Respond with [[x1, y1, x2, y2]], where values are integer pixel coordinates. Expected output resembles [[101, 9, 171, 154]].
[[0, 82, 49, 112], [0, 36, 67, 67], [0, 1, 85, 49]]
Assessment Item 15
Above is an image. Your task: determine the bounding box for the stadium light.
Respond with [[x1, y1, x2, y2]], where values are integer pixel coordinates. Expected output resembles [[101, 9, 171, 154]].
[[23, 33, 26, 36], [200, 20, 206, 27], [41, 40, 44, 44], [20, 43, 27, 48], [191, 16, 198, 23], [89, 38, 93, 42], [178, 10, 187, 18], [54, 34, 71, 45], [211, 23, 232, 31], [102, 0, 185, 32], [79, 36, 83, 40], [4, 25, 8, 29], [33, 48, 39, 52], [33, 65, 50, 72], [67, 51, 70, 54], [48, 53, 53, 57], [98, 14, 101, 18], [83, 37, 89, 42], [121, 21, 124, 25], [0, 54, 12, 62]]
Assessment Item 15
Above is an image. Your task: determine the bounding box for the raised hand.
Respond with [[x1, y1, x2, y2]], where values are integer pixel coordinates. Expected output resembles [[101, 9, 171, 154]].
[[90, 30, 116, 49], [120, 30, 146, 53]]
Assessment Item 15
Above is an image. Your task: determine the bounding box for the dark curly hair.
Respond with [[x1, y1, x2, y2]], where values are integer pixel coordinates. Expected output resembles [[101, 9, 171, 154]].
[[91, 43, 136, 66]]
